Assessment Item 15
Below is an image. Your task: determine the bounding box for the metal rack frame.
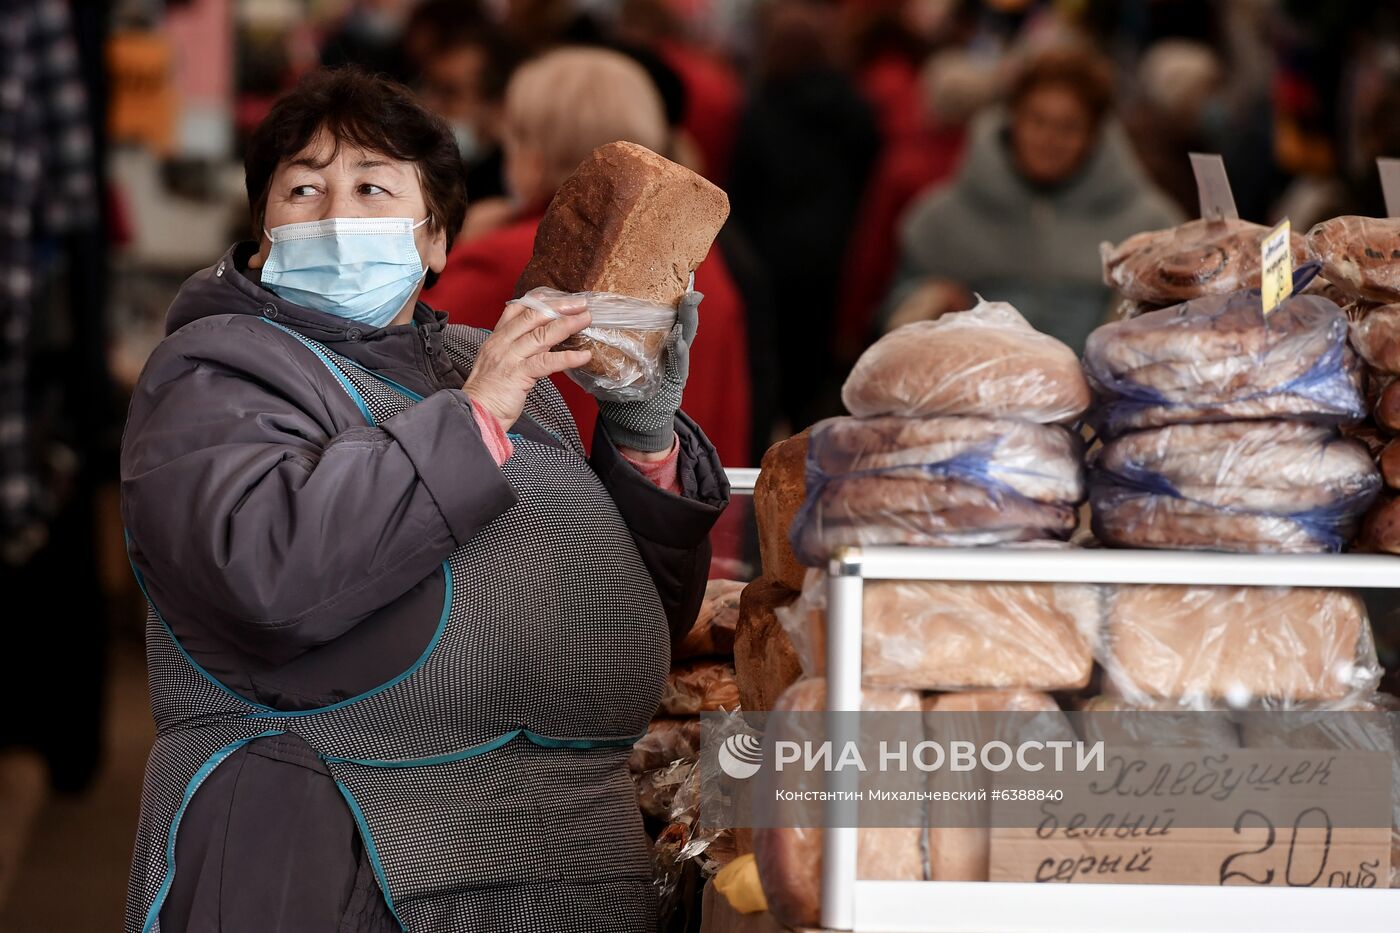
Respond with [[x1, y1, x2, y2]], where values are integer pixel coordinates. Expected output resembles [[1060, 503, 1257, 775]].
[[821, 546, 1400, 932]]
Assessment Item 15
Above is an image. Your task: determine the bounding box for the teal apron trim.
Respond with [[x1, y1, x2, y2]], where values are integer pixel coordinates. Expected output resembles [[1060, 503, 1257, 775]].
[[323, 728, 645, 769], [246, 561, 453, 720], [141, 730, 285, 933], [333, 780, 408, 932], [262, 319, 373, 423]]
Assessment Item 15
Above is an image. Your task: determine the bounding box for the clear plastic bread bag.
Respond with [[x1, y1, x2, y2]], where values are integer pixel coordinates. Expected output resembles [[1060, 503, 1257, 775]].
[[1083, 263, 1366, 437], [788, 415, 1085, 566], [1088, 421, 1381, 553], [1098, 585, 1382, 711], [1101, 217, 1308, 305], [513, 286, 676, 402], [777, 570, 1098, 692], [839, 297, 1091, 424], [1306, 216, 1400, 303]]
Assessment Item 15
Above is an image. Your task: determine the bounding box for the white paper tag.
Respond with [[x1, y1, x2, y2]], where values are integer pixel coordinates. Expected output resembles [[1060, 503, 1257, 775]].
[[1190, 153, 1239, 222], [1261, 219, 1293, 315], [1379, 158, 1400, 218]]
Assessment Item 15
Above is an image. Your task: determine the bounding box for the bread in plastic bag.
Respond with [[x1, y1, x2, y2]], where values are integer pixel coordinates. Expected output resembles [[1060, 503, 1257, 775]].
[[1077, 696, 1242, 748], [629, 717, 701, 773], [840, 298, 1091, 424], [777, 570, 1097, 692], [675, 578, 744, 660], [1100, 585, 1381, 707], [635, 759, 693, 821], [1089, 421, 1381, 553], [1306, 216, 1400, 303], [733, 576, 803, 712], [791, 415, 1085, 565], [1083, 264, 1366, 436], [658, 659, 740, 716], [1350, 302, 1400, 374], [923, 690, 1069, 881], [1102, 217, 1308, 304], [753, 678, 924, 929], [515, 286, 675, 402]]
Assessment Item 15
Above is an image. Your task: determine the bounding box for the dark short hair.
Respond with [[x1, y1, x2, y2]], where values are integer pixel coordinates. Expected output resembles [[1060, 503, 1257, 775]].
[[406, 0, 522, 102], [244, 67, 468, 281], [1009, 48, 1115, 127]]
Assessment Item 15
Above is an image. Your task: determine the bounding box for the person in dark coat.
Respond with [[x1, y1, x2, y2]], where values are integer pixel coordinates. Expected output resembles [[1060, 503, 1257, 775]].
[[727, 0, 880, 430], [121, 68, 727, 933]]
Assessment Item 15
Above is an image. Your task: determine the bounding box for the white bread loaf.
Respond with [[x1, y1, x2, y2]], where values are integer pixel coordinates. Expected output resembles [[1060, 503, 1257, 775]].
[[841, 298, 1090, 424], [1103, 586, 1379, 705]]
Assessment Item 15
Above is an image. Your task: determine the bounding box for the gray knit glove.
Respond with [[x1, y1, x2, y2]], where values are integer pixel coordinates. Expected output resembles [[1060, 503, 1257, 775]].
[[599, 290, 701, 452]]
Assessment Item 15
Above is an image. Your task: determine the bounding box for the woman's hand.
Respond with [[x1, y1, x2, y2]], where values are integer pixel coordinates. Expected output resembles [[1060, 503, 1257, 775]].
[[599, 290, 701, 453], [464, 295, 592, 432]]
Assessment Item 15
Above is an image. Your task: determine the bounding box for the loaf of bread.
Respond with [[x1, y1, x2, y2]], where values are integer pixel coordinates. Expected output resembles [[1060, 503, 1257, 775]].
[[1083, 288, 1365, 436], [1383, 441, 1400, 490], [923, 691, 1065, 882], [1359, 496, 1400, 554], [784, 574, 1097, 692], [808, 416, 1085, 504], [754, 430, 811, 591], [675, 578, 745, 660], [1077, 696, 1241, 748], [659, 660, 740, 715], [1090, 421, 1381, 553], [1377, 380, 1400, 432], [1103, 585, 1379, 705], [1306, 216, 1400, 303], [733, 577, 803, 711], [792, 416, 1084, 565], [1103, 218, 1308, 304], [516, 141, 729, 398], [629, 717, 701, 773], [840, 298, 1091, 424], [1350, 303, 1400, 374], [753, 679, 924, 929]]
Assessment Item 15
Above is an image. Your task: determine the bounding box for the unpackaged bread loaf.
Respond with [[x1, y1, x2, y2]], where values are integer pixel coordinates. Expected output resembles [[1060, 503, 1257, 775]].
[[923, 691, 1065, 882], [1103, 218, 1308, 304], [1090, 421, 1381, 553], [840, 298, 1090, 424], [784, 575, 1096, 692], [675, 578, 745, 659], [1383, 441, 1400, 490], [516, 141, 729, 386], [659, 659, 740, 715], [733, 577, 803, 711], [1104, 585, 1378, 704], [754, 679, 924, 929], [1083, 288, 1364, 436], [754, 430, 811, 591], [1359, 496, 1400, 554], [1306, 216, 1400, 303], [1377, 380, 1400, 432]]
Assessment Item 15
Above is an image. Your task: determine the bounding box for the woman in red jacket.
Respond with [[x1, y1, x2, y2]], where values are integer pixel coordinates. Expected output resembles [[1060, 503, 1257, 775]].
[[425, 47, 754, 466]]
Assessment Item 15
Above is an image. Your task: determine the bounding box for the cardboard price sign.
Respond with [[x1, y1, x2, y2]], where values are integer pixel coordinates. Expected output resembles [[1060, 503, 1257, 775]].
[[989, 748, 1392, 888], [1260, 219, 1294, 314]]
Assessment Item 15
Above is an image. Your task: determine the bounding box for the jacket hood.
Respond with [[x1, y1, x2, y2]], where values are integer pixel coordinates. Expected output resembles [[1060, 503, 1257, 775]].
[[955, 109, 1156, 218], [166, 242, 459, 384]]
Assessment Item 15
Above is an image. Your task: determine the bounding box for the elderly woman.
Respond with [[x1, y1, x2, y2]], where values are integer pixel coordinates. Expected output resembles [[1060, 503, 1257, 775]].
[[121, 68, 727, 933]]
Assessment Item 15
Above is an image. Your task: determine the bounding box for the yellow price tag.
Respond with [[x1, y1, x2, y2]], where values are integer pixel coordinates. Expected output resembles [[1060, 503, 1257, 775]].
[[1260, 219, 1292, 315]]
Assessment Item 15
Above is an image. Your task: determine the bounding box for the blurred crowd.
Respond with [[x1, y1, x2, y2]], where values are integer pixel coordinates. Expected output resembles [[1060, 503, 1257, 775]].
[[234, 0, 1400, 463]]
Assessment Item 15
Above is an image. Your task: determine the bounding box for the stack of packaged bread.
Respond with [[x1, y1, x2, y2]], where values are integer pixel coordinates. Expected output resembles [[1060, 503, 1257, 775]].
[[742, 303, 1104, 926], [1307, 215, 1400, 553], [634, 579, 743, 826]]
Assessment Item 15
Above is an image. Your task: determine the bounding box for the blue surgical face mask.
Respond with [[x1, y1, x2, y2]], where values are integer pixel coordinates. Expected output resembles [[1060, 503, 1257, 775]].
[[260, 216, 429, 329]]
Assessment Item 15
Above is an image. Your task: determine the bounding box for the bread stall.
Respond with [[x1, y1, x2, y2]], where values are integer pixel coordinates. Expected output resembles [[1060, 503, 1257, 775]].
[[701, 201, 1400, 932]]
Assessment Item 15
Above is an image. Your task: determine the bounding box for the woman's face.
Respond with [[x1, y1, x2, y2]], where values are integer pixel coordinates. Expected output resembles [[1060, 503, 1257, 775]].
[[248, 131, 448, 278], [1009, 84, 1097, 187]]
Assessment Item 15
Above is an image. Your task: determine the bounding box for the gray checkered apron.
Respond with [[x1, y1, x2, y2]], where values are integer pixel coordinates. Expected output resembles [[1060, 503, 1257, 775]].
[[125, 323, 669, 932]]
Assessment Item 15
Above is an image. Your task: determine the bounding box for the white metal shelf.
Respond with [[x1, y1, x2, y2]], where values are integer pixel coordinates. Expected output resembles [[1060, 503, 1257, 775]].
[[820, 545, 1400, 932]]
